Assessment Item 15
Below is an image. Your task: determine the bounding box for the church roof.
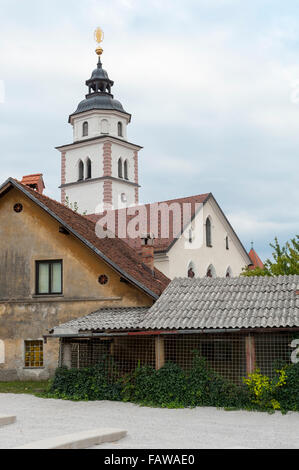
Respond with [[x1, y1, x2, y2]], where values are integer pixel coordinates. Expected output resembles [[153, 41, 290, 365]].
[[0, 178, 170, 299], [87, 193, 251, 263], [69, 56, 129, 121], [71, 94, 127, 118], [248, 248, 265, 269]]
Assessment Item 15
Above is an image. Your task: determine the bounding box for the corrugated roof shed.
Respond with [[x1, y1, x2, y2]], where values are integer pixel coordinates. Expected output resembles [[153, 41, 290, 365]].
[[139, 275, 299, 330], [49, 275, 299, 335], [51, 307, 148, 335]]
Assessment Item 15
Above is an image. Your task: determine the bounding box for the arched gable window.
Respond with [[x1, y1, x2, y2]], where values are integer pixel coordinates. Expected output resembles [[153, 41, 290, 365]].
[[124, 160, 129, 180], [118, 122, 123, 137], [206, 264, 216, 278], [78, 160, 84, 181], [86, 158, 92, 179], [226, 267, 232, 278], [188, 262, 195, 278], [118, 158, 123, 178], [206, 217, 212, 247], [82, 121, 88, 137]]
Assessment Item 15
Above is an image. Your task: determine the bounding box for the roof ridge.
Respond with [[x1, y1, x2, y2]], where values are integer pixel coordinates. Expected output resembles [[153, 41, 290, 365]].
[[87, 192, 211, 217]]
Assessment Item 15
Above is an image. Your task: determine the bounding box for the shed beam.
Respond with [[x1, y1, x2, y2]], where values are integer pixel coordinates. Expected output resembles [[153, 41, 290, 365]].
[[245, 335, 256, 375], [155, 336, 165, 370]]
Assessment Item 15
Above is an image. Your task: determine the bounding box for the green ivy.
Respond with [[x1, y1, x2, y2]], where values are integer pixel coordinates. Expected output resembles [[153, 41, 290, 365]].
[[47, 353, 299, 413]]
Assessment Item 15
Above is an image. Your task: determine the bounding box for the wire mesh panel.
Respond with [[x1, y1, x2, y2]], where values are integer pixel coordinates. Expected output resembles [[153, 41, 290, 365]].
[[61, 336, 155, 378], [163, 333, 246, 383], [255, 332, 294, 377], [59, 331, 297, 384]]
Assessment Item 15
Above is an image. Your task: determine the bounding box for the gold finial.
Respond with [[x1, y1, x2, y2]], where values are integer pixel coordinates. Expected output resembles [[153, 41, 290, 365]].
[[94, 27, 104, 56]]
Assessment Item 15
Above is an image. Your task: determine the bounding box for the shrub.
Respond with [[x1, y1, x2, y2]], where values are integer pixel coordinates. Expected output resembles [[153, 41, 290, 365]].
[[48, 353, 299, 413], [243, 368, 287, 411], [275, 362, 299, 412], [121, 362, 191, 408], [49, 355, 122, 401], [187, 354, 250, 409]]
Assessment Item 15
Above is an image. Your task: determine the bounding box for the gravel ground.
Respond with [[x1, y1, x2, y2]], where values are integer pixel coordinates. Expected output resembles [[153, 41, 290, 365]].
[[0, 394, 298, 449]]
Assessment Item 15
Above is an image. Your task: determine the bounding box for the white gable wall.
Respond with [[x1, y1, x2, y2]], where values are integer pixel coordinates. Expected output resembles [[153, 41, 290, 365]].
[[154, 198, 249, 279]]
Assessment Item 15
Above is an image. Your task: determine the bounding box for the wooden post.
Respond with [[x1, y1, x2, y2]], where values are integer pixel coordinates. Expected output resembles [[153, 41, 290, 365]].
[[62, 343, 72, 369], [155, 336, 165, 370], [246, 335, 256, 375]]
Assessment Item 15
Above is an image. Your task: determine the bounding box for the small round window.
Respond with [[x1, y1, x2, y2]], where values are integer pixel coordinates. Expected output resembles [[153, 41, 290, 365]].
[[98, 274, 108, 285], [14, 203, 23, 213]]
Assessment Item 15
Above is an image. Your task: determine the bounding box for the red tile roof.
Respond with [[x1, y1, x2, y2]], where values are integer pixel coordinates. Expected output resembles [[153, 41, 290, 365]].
[[248, 248, 264, 270], [87, 193, 211, 253], [7, 179, 170, 298]]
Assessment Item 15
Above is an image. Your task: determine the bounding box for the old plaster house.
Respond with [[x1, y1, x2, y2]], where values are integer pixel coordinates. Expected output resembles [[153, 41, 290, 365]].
[[0, 177, 169, 380]]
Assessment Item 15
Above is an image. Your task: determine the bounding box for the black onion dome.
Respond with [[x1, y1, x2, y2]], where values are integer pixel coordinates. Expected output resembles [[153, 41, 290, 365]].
[[74, 95, 126, 114], [69, 57, 129, 119]]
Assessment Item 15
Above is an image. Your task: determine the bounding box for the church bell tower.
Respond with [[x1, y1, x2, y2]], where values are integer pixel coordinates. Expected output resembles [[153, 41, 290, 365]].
[[57, 28, 141, 214]]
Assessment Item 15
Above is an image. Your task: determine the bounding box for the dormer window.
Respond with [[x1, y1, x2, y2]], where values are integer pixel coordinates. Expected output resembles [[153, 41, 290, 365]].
[[118, 122, 123, 137], [82, 121, 88, 137]]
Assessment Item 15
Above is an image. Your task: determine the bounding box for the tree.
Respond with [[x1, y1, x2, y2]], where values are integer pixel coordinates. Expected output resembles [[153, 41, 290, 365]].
[[242, 235, 299, 276]]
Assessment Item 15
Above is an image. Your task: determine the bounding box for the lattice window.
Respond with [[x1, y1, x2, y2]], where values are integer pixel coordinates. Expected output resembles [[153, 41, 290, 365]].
[[24, 340, 43, 368]]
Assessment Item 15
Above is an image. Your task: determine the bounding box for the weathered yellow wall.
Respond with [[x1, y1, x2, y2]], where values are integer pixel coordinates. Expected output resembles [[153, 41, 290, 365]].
[[0, 187, 153, 380]]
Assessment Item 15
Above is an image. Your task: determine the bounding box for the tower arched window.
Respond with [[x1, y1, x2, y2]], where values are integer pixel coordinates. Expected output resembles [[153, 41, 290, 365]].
[[118, 122, 123, 137], [124, 160, 129, 180], [86, 158, 92, 179], [82, 121, 88, 137], [78, 160, 84, 181], [118, 158, 123, 178], [206, 217, 212, 247]]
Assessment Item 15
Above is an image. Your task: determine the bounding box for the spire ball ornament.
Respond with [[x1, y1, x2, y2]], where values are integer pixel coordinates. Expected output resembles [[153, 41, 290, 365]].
[[94, 27, 104, 56]]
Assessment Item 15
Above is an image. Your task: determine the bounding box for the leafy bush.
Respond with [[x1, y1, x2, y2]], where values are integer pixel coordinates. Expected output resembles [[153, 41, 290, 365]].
[[48, 352, 299, 413], [121, 362, 191, 408], [49, 355, 122, 401], [187, 354, 250, 409], [243, 368, 287, 411], [275, 362, 299, 412]]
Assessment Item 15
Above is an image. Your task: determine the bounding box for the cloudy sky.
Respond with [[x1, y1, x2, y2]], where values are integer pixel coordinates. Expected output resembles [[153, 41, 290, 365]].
[[1, 0, 299, 260]]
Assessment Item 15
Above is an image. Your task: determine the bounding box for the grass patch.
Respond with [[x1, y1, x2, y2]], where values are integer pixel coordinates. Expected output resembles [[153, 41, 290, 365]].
[[0, 381, 50, 395]]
